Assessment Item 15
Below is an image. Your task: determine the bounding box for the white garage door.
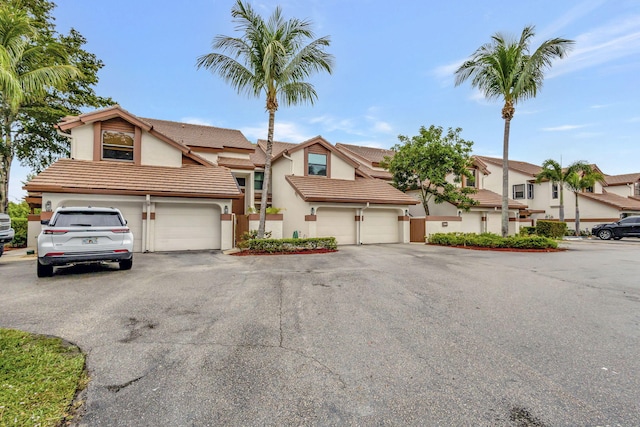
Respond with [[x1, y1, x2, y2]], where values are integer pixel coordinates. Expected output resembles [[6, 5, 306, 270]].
[[317, 208, 356, 245], [63, 200, 143, 252], [361, 209, 399, 244], [154, 203, 220, 251]]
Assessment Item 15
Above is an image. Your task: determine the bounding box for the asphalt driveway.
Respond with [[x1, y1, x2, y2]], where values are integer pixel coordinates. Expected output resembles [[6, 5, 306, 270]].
[[1, 241, 639, 426]]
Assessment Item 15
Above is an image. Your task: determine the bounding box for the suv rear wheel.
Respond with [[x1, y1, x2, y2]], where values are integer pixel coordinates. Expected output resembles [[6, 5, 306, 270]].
[[37, 260, 53, 278], [119, 258, 133, 270]]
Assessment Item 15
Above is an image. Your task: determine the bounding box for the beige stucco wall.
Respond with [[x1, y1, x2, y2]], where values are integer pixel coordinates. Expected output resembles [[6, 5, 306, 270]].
[[331, 154, 356, 180], [606, 185, 633, 197], [70, 125, 94, 160], [141, 133, 182, 167]]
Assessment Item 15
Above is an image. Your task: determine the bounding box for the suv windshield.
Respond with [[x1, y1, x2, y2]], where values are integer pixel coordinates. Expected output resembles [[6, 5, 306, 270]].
[[52, 212, 124, 227]]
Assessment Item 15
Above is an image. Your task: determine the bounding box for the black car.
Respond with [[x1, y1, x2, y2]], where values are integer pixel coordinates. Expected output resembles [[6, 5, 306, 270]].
[[592, 216, 640, 240]]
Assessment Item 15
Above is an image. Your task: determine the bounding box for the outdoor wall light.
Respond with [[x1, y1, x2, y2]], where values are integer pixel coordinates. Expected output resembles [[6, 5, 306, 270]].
[[45, 200, 52, 212], [310, 207, 315, 215], [224, 205, 229, 214], [404, 209, 409, 216]]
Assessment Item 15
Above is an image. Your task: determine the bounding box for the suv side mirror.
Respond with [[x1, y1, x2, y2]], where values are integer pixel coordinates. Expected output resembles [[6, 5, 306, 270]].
[[40, 219, 50, 225]]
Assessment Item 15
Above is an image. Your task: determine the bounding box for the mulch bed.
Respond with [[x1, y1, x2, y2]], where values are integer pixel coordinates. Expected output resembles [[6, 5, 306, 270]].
[[428, 244, 566, 252], [232, 248, 338, 256]]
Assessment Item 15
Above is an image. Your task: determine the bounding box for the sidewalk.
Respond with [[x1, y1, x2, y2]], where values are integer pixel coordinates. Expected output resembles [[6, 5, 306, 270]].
[[1, 247, 37, 262]]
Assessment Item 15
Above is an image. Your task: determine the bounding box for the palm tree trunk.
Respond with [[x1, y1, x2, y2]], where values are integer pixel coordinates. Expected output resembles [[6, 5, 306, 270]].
[[574, 192, 580, 236], [1, 116, 13, 214], [501, 117, 511, 237], [257, 109, 276, 238]]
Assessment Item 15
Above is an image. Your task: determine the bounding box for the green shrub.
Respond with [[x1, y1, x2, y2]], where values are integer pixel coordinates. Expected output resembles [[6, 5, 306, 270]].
[[9, 217, 27, 248], [519, 226, 536, 236], [428, 232, 557, 250], [244, 237, 337, 253], [536, 220, 567, 238], [266, 206, 283, 214], [237, 229, 272, 248]]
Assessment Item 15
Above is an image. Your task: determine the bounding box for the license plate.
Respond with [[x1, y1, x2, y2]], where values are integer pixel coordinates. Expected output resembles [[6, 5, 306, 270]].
[[82, 238, 98, 244]]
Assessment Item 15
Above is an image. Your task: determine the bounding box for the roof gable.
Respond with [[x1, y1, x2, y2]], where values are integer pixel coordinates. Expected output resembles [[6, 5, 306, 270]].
[[476, 156, 541, 177]]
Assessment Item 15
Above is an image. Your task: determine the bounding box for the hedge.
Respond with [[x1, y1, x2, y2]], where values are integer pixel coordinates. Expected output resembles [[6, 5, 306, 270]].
[[242, 237, 337, 253], [536, 220, 568, 238], [428, 232, 558, 250], [9, 218, 27, 248]]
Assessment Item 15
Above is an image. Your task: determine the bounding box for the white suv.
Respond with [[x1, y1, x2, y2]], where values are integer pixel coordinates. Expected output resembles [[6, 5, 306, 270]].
[[0, 213, 15, 257], [37, 206, 134, 277]]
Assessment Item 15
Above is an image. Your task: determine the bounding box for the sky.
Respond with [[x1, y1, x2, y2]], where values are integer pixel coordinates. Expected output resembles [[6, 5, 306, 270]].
[[8, 0, 640, 202]]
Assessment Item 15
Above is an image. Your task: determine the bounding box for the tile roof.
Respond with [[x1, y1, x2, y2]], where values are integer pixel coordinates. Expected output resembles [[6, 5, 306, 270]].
[[250, 145, 266, 167], [353, 162, 393, 180], [285, 176, 419, 205], [24, 159, 242, 199], [257, 139, 298, 159], [605, 173, 640, 186], [141, 118, 254, 151], [579, 191, 640, 211], [217, 156, 256, 170], [468, 189, 529, 209], [335, 143, 394, 165], [475, 156, 541, 177]]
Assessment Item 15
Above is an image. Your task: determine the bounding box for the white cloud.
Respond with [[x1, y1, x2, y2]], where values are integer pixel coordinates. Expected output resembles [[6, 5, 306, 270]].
[[590, 104, 613, 109], [372, 121, 393, 133], [240, 121, 312, 143], [548, 15, 640, 78], [180, 117, 214, 126], [432, 59, 464, 86], [541, 124, 587, 131]]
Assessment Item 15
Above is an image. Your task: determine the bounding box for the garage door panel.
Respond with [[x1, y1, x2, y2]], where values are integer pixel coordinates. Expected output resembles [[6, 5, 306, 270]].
[[155, 204, 220, 251], [63, 200, 143, 252], [317, 208, 356, 245], [362, 209, 399, 244]]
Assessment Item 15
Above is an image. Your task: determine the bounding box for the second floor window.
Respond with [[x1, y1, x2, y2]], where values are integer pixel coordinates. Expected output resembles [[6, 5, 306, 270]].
[[102, 130, 133, 161], [512, 184, 525, 199], [465, 169, 476, 188], [552, 183, 559, 199], [635, 183, 640, 196], [527, 183, 534, 199], [254, 172, 264, 190], [308, 153, 327, 176]]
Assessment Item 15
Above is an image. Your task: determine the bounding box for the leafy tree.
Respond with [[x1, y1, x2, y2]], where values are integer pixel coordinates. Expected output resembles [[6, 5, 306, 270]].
[[535, 159, 570, 221], [454, 26, 573, 236], [564, 162, 604, 236], [197, 0, 333, 238], [0, 4, 80, 212], [0, 0, 112, 213], [381, 125, 478, 215], [12, 0, 113, 173]]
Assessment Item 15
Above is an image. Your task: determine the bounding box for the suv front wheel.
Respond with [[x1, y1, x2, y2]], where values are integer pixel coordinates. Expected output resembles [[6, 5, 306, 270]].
[[597, 229, 613, 240]]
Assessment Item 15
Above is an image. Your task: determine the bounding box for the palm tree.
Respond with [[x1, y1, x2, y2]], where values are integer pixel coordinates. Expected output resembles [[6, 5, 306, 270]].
[[196, 0, 333, 238], [564, 162, 604, 236], [535, 158, 569, 221], [454, 26, 573, 236], [0, 5, 80, 212]]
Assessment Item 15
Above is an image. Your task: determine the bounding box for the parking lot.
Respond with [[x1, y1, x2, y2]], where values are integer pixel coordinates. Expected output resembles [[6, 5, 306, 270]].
[[1, 240, 639, 426]]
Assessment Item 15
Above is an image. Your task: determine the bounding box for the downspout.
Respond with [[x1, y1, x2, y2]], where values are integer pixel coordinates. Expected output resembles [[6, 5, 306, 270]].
[[145, 194, 151, 252], [358, 202, 370, 245]]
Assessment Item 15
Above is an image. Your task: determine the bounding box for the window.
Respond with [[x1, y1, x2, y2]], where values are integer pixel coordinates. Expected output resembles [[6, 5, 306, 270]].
[[102, 130, 134, 161], [254, 172, 264, 190], [465, 169, 476, 188], [635, 183, 640, 196], [585, 186, 594, 193], [235, 177, 246, 188], [52, 211, 124, 227], [308, 153, 327, 176], [527, 183, 534, 199], [552, 183, 559, 199], [512, 184, 525, 199]]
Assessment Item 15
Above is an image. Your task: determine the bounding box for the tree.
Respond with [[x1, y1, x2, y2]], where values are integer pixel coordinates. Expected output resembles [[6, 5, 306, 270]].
[[564, 162, 604, 236], [11, 0, 113, 174], [197, 0, 333, 238], [381, 125, 478, 215], [454, 26, 573, 236], [535, 159, 569, 221], [0, 4, 82, 212]]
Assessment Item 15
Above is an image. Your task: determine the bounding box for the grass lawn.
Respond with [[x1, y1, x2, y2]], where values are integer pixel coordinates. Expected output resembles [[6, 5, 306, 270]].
[[0, 328, 86, 426]]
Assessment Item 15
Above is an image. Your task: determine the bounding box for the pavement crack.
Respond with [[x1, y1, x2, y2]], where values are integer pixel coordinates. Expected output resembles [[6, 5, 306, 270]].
[[278, 278, 284, 348], [105, 375, 144, 393]]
